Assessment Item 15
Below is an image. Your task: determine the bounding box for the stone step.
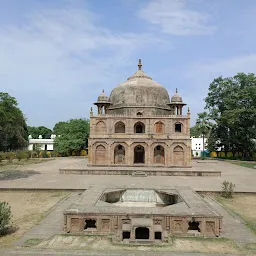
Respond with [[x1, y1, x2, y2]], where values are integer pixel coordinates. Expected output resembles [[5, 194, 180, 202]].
[[132, 171, 147, 177]]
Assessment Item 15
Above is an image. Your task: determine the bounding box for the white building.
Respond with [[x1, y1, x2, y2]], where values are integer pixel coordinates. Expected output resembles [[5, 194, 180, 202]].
[[191, 137, 208, 157], [28, 134, 56, 151]]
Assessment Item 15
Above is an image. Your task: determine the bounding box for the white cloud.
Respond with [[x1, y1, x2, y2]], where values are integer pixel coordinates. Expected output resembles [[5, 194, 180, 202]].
[[138, 0, 216, 35], [0, 7, 162, 95], [0, 5, 164, 127]]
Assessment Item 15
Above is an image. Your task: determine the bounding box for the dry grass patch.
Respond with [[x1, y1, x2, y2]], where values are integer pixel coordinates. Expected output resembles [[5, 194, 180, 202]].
[[0, 191, 69, 247], [0, 158, 53, 171], [217, 195, 256, 235]]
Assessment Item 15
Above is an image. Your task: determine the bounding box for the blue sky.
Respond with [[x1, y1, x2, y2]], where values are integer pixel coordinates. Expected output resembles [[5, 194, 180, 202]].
[[1, 0, 256, 129]]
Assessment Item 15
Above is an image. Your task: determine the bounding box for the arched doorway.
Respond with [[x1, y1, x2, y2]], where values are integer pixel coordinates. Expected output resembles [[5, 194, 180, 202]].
[[134, 122, 145, 133], [115, 121, 125, 133], [154, 145, 165, 164], [135, 227, 149, 239], [173, 145, 184, 166], [95, 145, 106, 165], [114, 145, 125, 164], [134, 145, 145, 164]]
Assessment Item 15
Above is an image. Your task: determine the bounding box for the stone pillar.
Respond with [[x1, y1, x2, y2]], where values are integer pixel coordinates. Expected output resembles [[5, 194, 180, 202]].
[[149, 227, 154, 241], [66, 217, 71, 233], [108, 143, 112, 165]]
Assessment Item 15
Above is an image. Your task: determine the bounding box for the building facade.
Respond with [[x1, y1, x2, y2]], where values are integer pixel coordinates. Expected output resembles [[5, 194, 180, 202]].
[[88, 60, 191, 167], [191, 137, 208, 157]]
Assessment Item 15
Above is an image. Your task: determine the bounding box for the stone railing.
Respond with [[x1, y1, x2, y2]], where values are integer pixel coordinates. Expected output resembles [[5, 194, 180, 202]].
[[93, 114, 188, 118]]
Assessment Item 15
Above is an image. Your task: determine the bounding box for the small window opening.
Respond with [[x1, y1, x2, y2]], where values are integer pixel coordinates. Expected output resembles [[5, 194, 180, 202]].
[[156, 145, 161, 150], [188, 221, 200, 232], [84, 219, 96, 229], [175, 123, 182, 132], [137, 112, 143, 116], [118, 145, 123, 150], [123, 231, 130, 240], [155, 232, 162, 240], [136, 124, 143, 133]]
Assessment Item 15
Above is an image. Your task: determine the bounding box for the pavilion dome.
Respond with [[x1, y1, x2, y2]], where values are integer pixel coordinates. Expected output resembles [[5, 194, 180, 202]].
[[171, 89, 183, 103], [109, 59, 170, 109], [97, 90, 109, 103]]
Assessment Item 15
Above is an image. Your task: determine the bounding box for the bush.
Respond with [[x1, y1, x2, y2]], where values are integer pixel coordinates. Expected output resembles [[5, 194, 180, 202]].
[[17, 151, 27, 161], [31, 151, 38, 158], [46, 151, 51, 158], [39, 151, 48, 158], [221, 180, 235, 198], [25, 150, 31, 160], [80, 149, 87, 156], [0, 152, 6, 163], [51, 151, 57, 157], [0, 201, 12, 235], [5, 152, 16, 162]]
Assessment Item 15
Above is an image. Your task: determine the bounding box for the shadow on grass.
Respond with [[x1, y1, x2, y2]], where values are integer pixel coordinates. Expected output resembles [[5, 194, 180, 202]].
[[0, 170, 41, 180]]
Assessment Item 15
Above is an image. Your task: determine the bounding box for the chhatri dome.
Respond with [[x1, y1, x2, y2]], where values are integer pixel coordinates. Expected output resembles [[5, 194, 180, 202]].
[[171, 88, 183, 103]]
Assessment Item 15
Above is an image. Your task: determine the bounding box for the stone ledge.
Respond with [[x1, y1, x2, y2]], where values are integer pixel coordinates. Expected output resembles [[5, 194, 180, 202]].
[[59, 167, 221, 177]]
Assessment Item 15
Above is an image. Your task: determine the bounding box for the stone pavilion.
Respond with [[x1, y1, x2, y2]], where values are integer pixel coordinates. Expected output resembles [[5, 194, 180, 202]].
[[88, 59, 191, 168]]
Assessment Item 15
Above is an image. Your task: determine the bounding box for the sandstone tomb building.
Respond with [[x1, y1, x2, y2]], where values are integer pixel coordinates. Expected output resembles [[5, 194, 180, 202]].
[[88, 60, 191, 167]]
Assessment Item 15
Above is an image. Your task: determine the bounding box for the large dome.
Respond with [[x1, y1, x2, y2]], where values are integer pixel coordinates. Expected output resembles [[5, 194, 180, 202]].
[[109, 60, 170, 112]]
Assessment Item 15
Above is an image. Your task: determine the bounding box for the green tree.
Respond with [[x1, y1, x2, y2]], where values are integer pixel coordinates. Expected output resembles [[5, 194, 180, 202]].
[[53, 121, 67, 135], [205, 73, 256, 158], [0, 93, 28, 151], [28, 126, 52, 139], [196, 112, 212, 158], [54, 119, 90, 155], [190, 125, 202, 137]]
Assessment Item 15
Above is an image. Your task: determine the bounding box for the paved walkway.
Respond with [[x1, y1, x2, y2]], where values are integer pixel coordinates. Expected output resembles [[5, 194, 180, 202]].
[[0, 158, 255, 192]]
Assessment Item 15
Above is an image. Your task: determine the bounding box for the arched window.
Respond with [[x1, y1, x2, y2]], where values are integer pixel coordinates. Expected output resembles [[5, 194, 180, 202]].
[[134, 122, 145, 133], [115, 121, 125, 133], [114, 144, 125, 164], [134, 145, 145, 164], [137, 112, 143, 116], [155, 121, 164, 134], [95, 145, 106, 165], [154, 145, 165, 164], [96, 121, 106, 134], [175, 123, 182, 133], [173, 145, 184, 166]]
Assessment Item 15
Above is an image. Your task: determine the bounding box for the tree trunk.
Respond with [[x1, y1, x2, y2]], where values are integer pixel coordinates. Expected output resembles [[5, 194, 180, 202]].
[[202, 134, 205, 158]]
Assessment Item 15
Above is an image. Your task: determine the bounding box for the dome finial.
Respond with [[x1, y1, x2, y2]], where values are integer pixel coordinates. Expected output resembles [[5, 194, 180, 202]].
[[102, 89, 104, 93], [138, 59, 142, 70], [176, 88, 178, 93]]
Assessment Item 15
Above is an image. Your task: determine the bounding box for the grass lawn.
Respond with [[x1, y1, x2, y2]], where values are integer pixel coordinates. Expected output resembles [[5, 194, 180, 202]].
[[0, 158, 53, 171], [0, 191, 70, 247], [227, 160, 256, 169]]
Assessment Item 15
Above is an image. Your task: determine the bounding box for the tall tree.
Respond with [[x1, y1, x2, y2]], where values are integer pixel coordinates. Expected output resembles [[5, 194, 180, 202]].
[[28, 126, 52, 139], [205, 73, 256, 157], [190, 125, 202, 137], [0, 93, 28, 151], [54, 119, 90, 155], [196, 112, 212, 157]]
